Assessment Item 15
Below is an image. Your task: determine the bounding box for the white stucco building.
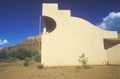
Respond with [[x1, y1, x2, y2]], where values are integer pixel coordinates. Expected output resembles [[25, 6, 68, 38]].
[[41, 3, 120, 66]]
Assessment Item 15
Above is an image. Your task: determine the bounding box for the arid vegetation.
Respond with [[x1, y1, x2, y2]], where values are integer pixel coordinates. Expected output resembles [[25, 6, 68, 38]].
[[0, 48, 41, 63], [0, 61, 120, 79]]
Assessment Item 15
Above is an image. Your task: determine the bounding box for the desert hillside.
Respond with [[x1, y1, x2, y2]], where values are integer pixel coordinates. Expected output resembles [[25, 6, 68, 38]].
[[0, 34, 41, 53]]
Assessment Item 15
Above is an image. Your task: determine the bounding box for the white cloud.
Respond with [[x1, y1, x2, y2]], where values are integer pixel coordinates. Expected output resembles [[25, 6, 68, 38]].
[[0, 39, 9, 45], [98, 12, 120, 33]]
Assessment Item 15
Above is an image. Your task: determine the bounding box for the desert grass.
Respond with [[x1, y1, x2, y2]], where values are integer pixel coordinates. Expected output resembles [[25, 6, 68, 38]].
[[0, 61, 120, 79]]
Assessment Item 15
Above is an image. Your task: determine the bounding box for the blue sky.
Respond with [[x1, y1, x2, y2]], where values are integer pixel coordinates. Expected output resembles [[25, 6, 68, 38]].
[[0, 0, 120, 49]]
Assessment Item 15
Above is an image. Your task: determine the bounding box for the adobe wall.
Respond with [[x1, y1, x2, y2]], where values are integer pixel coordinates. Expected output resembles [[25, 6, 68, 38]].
[[106, 44, 120, 64], [41, 3, 118, 66]]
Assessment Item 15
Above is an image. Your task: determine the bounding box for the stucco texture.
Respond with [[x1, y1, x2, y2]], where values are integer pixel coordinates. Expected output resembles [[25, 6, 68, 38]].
[[41, 3, 120, 66]]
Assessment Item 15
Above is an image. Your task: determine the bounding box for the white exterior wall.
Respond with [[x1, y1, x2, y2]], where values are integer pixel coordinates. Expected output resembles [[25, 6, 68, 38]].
[[106, 44, 120, 64], [41, 3, 118, 66]]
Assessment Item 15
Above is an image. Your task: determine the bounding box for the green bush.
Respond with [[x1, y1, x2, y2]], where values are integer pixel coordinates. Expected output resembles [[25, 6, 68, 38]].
[[24, 61, 29, 67], [0, 48, 40, 63], [25, 57, 30, 62], [23, 58, 30, 67], [37, 64, 44, 69], [78, 53, 90, 69], [31, 50, 39, 56], [8, 51, 17, 59], [16, 48, 32, 60], [0, 51, 9, 61], [34, 53, 41, 62], [6, 57, 16, 63]]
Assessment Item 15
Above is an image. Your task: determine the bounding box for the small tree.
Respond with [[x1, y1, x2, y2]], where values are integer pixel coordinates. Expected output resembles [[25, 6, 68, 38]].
[[78, 53, 90, 69]]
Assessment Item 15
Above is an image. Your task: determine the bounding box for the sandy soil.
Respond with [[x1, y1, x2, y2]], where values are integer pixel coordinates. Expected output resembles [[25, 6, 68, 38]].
[[0, 61, 120, 79]]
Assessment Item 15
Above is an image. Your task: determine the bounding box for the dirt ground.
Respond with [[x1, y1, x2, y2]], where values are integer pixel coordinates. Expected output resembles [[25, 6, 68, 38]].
[[0, 61, 120, 79]]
